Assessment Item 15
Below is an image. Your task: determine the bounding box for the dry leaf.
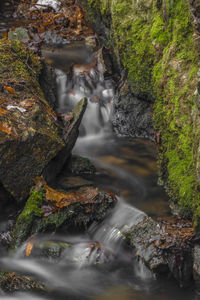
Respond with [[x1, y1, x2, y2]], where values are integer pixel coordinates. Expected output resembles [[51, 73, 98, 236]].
[[3, 31, 8, 40], [4, 86, 15, 94], [26, 241, 34, 257], [0, 108, 8, 115], [0, 123, 12, 135]]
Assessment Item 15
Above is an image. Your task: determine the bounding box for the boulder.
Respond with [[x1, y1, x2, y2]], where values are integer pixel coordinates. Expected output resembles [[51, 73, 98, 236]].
[[0, 39, 87, 202], [12, 177, 116, 249], [0, 271, 47, 294], [22, 238, 115, 265], [193, 244, 200, 291], [64, 155, 96, 176], [123, 214, 194, 287], [112, 83, 154, 141]]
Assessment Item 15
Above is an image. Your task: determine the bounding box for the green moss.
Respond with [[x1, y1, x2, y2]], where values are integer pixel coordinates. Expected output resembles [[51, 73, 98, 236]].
[[82, 0, 200, 225], [12, 188, 43, 249], [17, 189, 43, 223]]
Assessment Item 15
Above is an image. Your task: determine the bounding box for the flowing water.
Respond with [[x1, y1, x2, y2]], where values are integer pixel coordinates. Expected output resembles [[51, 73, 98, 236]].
[[0, 40, 198, 299]]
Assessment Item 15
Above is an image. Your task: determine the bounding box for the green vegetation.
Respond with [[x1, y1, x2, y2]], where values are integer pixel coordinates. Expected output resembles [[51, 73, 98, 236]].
[[82, 0, 200, 224]]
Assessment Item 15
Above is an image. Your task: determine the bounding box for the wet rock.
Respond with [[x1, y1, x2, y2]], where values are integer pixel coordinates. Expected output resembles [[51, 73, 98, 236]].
[[0, 40, 87, 202], [43, 98, 88, 183], [31, 0, 61, 13], [0, 271, 47, 294], [124, 214, 194, 287], [39, 61, 57, 109], [12, 177, 116, 249], [40, 30, 68, 46], [112, 83, 154, 141], [8, 27, 29, 41], [58, 176, 93, 190], [65, 155, 96, 176], [24, 236, 115, 265], [193, 244, 200, 291], [124, 214, 168, 273]]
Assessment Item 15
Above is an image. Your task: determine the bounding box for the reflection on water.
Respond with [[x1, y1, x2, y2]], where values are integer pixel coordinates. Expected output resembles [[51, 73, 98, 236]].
[[74, 136, 170, 218]]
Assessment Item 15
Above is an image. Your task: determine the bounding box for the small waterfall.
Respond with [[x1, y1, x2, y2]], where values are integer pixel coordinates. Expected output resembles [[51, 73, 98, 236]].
[[55, 49, 114, 137], [89, 198, 145, 251]]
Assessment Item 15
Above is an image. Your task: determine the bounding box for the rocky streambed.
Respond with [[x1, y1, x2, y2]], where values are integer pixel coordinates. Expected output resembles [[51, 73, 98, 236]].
[[0, 0, 200, 299]]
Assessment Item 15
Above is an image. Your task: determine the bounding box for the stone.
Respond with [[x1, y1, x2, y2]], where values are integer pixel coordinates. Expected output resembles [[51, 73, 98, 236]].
[[0, 271, 47, 294], [193, 244, 200, 291], [8, 27, 29, 41], [12, 177, 116, 249], [65, 155, 96, 176], [43, 98, 88, 183], [23, 239, 115, 265], [0, 39, 87, 202], [57, 176, 93, 190], [123, 214, 194, 287], [112, 83, 154, 141]]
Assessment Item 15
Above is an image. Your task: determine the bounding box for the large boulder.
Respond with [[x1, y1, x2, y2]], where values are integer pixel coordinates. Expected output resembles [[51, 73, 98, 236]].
[[12, 177, 116, 249], [123, 213, 194, 287], [0, 39, 87, 202]]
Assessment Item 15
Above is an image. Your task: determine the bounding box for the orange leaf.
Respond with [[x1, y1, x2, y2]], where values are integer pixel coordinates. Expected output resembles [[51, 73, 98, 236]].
[[42, 21, 53, 27], [3, 32, 8, 40], [26, 241, 34, 257], [53, 14, 65, 21], [0, 123, 12, 135], [4, 86, 15, 94], [0, 108, 7, 115]]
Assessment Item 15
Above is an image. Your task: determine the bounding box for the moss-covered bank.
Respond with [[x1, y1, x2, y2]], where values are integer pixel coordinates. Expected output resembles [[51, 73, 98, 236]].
[[78, 0, 200, 225]]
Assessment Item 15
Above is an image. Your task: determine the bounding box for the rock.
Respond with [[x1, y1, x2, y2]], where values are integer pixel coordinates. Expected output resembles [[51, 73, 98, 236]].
[[193, 244, 200, 291], [65, 155, 96, 176], [40, 30, 68, 46], [39, 61, 57, 109], [23, 238, 115, 265], [57, 176, 93, 190], [124, 213, 168, 273], [43, 98, 88, 183], [123, 214, 194, 287], [0, 271, 47, 293], [12, 177, 116, 249], [27, 240, 72, 261], [8, 27, 29, 41], [31, 0, 61, 13], [0, 40, 64, 202], [0, 39, 87, 202], [112, 83, 154, 141]]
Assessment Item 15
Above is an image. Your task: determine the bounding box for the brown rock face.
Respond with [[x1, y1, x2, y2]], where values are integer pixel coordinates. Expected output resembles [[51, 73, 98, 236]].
[[0, 40, 87, 202]]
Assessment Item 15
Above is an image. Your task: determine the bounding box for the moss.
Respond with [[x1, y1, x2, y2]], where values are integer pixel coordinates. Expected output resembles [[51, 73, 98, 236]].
[[81, 0, 200, 225], [17, 189, 43, 223], [12, 188, 44, 249]]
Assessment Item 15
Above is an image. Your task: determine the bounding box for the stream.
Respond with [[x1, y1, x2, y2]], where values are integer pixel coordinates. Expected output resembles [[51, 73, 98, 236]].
[[0, 19, 198, 300]]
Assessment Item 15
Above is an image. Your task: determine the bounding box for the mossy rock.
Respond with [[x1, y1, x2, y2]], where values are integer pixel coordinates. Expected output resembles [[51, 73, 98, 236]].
[[0, 271, 47, 294], [79, 0, 200, 225], [0, 40, 87, 202], [67, 155, 96, 175], [0, 40, 64, 202], [12, 178, 116, 249]]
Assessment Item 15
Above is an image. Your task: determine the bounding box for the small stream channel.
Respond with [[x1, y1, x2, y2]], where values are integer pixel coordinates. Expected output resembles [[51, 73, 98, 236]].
[[0, 14, 198, 300]]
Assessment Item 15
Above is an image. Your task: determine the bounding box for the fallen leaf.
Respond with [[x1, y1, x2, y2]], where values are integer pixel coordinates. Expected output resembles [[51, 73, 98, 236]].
[[0, 108, 8, 115], [3, 86, 15, 94], [0, 123, 12, 135], [26, 241, 34, 257], [3, 31, 8, 40]]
